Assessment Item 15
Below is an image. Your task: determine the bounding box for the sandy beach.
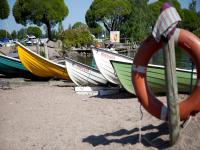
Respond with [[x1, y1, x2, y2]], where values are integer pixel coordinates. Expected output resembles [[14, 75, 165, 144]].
[[0, 78, 200, 150]]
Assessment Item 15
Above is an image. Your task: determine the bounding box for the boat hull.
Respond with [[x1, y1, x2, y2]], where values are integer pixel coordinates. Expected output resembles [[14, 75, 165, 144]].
[[17, 43, 69, 80], [65, 57, 107, 86], [92, 48, 132, 84], [0, 54, 36, 78], [111, 60, 196, 94]]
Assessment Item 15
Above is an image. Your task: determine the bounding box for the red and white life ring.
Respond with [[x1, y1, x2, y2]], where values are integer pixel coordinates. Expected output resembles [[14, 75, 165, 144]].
[[132, 28, 200, 121]]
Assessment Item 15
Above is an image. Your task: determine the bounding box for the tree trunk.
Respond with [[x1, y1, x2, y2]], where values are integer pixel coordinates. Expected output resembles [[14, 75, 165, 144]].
[[46, 21, 52, 40], [103, 22, 110, 33]]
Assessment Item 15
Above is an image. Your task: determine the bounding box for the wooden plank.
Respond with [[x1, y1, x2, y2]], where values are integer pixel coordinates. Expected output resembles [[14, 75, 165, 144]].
[[74, 86, 120, 96], [44, 42, 49, 59], [163, 35, 180, 145]]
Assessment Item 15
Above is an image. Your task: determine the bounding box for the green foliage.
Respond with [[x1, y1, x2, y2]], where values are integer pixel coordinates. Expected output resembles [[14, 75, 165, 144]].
[[17, 28, 27, 40], [85, 20, 103, 37], [27, 26, 42, 38], [11, 30, 17, 39], [58, 21, 64, 34], [51, 29, 59, 40], [189, 0, 197, 12], [188, 0, 200, 37], [0, 29, 10, 38], [89, 25, 103, 38], [85, 0, 131, 32], [61, 28, 93, 50], [68, 24, 72, 30], [193, 28, 200, 37], [121, 0, 151, 42], [39, 48, 46, 58], [13, 0, 68, 40], [0, 0, 9, 19], [72, 22, 88, 30], [180, 9, 199, 32]]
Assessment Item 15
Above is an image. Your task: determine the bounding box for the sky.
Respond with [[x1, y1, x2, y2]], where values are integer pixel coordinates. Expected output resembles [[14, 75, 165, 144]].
[[0, 0, 198, 33]]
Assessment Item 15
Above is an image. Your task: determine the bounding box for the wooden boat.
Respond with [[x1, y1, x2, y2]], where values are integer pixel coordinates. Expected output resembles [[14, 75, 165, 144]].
[[65, 57, 108, 86], [111, 59, 197, 94], [92, 48, 132, 84], [0, 53, 38, 78], [16, 42, 69, 80]]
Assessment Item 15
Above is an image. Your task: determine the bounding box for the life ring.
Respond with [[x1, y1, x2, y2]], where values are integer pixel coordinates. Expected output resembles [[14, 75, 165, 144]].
[[132, 28, 200, 121]]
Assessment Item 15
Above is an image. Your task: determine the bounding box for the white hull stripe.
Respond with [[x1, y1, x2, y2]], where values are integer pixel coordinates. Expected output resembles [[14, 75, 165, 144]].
[[160, 106, 168, 120], [132, 65, 146, 74]]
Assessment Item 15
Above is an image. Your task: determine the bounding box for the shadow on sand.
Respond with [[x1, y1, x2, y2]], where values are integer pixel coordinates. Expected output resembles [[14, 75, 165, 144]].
[[82, 122, 170, 149]]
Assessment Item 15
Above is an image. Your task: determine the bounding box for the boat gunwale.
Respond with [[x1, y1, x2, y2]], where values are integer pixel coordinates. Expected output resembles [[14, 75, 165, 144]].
[[0, 53, 21, 63], [65, 57, 100, 73], [92, 48, 133, 60], [111, 60, 197, 74]]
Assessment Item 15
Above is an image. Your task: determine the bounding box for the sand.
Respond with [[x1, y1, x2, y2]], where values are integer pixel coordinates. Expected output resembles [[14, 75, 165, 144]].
[[0, 78, 200, 150]]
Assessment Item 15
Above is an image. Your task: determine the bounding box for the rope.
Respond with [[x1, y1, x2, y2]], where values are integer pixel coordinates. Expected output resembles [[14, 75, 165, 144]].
[[180, 116, 191, 128], [138, 103, 143, 143]]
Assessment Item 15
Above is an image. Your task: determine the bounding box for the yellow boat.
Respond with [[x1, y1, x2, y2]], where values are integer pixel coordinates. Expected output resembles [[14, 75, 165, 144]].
[[16, 42, 69, 80]]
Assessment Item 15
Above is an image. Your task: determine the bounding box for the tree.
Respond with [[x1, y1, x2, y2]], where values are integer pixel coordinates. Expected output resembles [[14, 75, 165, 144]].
[[189, 0, 197, 12], [72, 22, 88, 30], [51, 29, 59, 40], [0, 29, 10, 39], [11, 30, 17, 39], [85, 0, 131, 32], [121, 0, 152, 42], [27, 26, 42, 38], [180, 9, 199, 33], [13, 0, 68, 40], [58, 21, 64, 34], [17, 28, 27, 40], [68, 24, 72, 30], [188, 0, 200, 37], [0, 0, 9, 19], [88, 24, 103, 38], [72, 22, 103, 42]]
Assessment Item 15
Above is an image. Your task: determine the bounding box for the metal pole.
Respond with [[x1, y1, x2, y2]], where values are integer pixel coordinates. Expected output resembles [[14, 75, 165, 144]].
[[189, 58, 194, 94]]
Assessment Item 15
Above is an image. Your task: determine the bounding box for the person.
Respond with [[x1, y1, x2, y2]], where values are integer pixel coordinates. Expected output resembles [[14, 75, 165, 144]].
[[95, 43, 101, 48], [107, 41, 113, 49]]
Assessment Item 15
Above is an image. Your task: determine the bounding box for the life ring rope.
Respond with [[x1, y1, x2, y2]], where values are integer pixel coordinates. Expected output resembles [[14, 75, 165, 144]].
[[160, 106, 168, 120], [197, 80, 200, 86]]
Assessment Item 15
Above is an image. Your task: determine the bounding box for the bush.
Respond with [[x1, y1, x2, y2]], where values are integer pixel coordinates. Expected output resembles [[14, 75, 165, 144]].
[[61, 28, 94, 50]]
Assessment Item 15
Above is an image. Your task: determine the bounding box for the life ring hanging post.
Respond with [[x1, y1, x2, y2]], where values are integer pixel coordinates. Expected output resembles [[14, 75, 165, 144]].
[[154, 2, 181, 145], [163, 35, 180, 145]]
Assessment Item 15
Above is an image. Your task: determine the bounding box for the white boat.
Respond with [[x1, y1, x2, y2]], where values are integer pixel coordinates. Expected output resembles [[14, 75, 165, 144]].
[[92, 48, 132, 84], [65, 57, 108, 86]]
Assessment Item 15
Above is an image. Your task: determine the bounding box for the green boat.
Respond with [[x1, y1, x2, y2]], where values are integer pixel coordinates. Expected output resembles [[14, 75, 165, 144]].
[[0, 53, 39, 78], [111, 59, 196, 95]]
